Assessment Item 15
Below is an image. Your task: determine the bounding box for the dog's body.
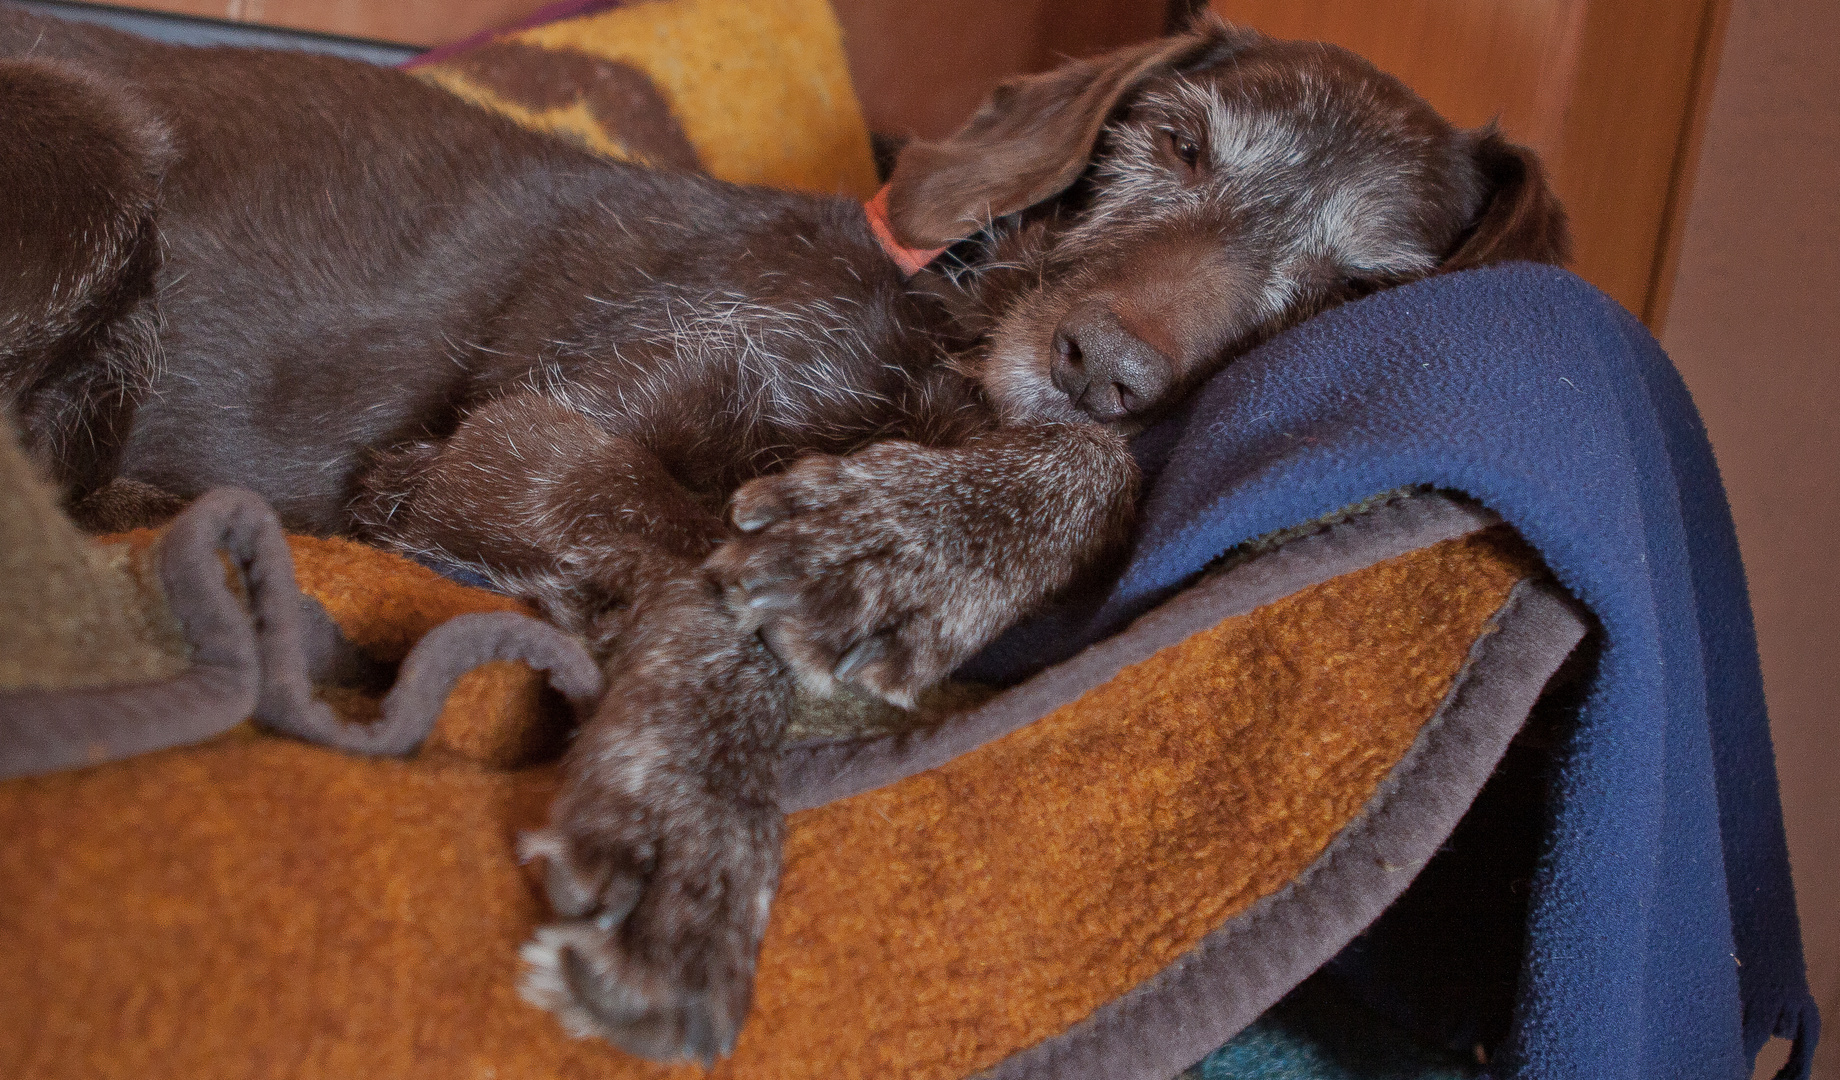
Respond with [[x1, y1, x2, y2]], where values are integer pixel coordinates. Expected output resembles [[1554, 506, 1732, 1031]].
[[1, 6, 1566, 1062]]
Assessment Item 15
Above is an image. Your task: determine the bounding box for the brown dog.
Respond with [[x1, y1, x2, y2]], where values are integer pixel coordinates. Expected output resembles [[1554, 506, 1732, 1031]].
[[0, 6, 1566, 1062]]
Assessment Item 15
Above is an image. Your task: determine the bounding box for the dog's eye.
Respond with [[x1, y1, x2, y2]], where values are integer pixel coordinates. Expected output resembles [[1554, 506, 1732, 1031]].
[[1167, 131, 1203, 170], [1342, 275, 1385, 300]]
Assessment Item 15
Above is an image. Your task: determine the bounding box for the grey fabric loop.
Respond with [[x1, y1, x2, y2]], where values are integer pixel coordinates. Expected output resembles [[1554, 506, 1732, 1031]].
[[372, 610, 607, 755], [160, 487, 328, 732], [2, 486, 603, 775], [157, 487, 391, 753], [154, 486, 275, 675], [161, 490, 602, 758]]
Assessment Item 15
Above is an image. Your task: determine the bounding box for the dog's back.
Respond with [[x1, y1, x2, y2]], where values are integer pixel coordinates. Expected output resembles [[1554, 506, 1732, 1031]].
[[2, 10, 588, 521], [1, 8, 929, 531]]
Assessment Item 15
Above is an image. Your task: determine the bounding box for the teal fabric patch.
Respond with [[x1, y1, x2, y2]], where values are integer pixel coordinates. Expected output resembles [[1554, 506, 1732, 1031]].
[[1185, 978, 1482, 1080]]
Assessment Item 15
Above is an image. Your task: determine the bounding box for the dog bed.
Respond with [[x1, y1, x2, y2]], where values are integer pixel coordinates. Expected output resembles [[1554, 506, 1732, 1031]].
[[0, 1, 1815, 1078], [0, 392, 1581, 1079]]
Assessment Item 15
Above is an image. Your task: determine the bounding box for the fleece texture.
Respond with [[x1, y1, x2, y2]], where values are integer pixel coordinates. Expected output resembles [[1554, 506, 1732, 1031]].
[[965, 263, 1819, 1079]]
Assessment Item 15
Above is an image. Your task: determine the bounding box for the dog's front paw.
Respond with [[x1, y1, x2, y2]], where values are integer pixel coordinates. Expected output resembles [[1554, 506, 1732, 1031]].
[[707, 448, 992, 707], [517, 784, 782, 1063]]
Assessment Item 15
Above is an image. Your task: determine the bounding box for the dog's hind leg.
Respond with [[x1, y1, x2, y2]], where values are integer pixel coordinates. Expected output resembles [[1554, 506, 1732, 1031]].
[[351, 391, 730, 645], [0, 58, 171, 503]]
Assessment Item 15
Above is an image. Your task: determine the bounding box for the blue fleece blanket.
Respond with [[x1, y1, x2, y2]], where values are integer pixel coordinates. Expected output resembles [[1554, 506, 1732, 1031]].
[[964, 263, 1819, 1079]]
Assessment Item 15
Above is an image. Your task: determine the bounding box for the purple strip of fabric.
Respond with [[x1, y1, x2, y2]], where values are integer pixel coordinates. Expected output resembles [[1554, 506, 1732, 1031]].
[[400, 0, 631, 69]]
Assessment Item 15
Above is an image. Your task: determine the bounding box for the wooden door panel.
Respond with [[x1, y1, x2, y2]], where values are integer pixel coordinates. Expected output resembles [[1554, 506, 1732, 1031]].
[[1207, 0, 1587, 152]]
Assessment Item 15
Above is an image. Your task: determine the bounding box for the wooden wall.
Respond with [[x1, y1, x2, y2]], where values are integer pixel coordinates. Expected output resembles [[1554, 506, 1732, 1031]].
[[829, 0, 1163, 142], [1658, 2, 1840, 1069]]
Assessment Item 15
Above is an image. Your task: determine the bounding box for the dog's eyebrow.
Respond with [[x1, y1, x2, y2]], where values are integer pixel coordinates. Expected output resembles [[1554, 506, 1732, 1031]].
[[1137, 77, 1319, 179], [1198, 98, 1312, 176]]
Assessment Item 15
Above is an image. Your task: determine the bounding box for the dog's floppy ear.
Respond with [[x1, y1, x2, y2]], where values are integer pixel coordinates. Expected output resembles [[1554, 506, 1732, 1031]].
[[1443, 125, 1572, 271], [883, 21, 1251, 250]]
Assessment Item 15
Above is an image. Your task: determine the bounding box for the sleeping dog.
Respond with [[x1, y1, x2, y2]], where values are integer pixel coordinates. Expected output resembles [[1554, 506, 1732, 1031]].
[[0, 7, 1567, 1062]]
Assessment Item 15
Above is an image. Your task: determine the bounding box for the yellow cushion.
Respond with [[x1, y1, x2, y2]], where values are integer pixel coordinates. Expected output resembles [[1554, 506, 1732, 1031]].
[[412, 0, 879, 199]]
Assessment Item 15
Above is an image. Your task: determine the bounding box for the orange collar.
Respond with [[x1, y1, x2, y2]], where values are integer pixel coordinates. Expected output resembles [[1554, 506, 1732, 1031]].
[[863, 185, 949, 277]]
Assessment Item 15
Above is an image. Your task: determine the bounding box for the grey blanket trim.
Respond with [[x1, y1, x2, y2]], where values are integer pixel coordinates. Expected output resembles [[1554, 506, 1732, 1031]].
[[0, 487, 602, 777], [980, 579, 1588, 1080], [374, 611, 604, 755], [0, 663, 256, 780], [778, 491, 1502, 812], [0, 489, 273, 778], [1, 486, 1496, 782]]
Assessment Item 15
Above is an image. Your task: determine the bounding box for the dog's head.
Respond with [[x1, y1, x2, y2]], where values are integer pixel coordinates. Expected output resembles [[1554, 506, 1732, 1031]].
[[886, 17, 1570, 430]]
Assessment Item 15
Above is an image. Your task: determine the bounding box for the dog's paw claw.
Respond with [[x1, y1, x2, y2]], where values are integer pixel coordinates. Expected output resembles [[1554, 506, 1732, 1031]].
[[519, 775, 780, 1063], [834, 632, 921, 707], [727, 455, 844, 533], [519, 828, 646, 920], [833, 633, 887, 682], [711, 461, 958, 704], [729, 499, 784, 533], [518, 920, 742, 1064]]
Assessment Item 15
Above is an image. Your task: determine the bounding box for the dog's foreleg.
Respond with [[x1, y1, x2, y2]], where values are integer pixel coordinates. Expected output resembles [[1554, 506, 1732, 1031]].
[[520, 565, 787, 1064], [520, 420, 1138, 1064], [706, 422, 1139, 705], [364, 394, 790, 1061]]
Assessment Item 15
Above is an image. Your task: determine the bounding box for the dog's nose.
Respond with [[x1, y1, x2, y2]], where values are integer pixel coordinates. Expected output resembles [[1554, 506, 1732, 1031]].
[[1049, 304, 1174, 423]]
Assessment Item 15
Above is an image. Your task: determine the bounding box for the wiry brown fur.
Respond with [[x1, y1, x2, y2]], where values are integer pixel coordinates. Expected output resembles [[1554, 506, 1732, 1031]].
[[0, 55, 170, 499], [0, 6, 1567, 1063]]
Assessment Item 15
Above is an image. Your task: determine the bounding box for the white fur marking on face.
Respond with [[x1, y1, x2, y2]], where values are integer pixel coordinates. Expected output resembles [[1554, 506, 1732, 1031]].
[[1310, 183, 1438, 276], [1152, 77, 1441, 279], [1204, 99, 1309, 179], [980, 296, 1090, 427], [1079, 123, 1198, 235]]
